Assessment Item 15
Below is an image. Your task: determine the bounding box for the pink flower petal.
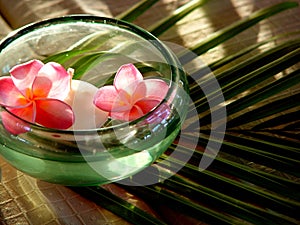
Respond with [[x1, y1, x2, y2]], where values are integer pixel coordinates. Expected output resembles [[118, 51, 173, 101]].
[[128, 105, 145, 120], [37, 62, 71, 100], [109, 111, 129, 121], [110, 105, 144, 121], [0, 77, 29, 107], [7, 104, 36, 123], [109, 100, 160, 121], [93, 63, 170, 123], [9, 59, 44, 97], [1, 111, 31, 135], [32, 76, 52, 98], [35, 99, 74, 129], [138, 79, 169, 101], [135, 99, 161, 113], [114, 64, 143, 93], [93, 86, 132, 112], [131, 81, 146, 104]]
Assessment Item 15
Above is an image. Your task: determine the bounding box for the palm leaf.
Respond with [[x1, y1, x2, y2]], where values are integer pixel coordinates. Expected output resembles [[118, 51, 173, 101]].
[[207, 31, 300, 71], [166, 139, 300, 200], [179, 1, 299, 63], [148, 0, 208, 36], [189, 39, 300, 116], [116, 0, 160, 22], [61, 1, 300, 224], [226, 92, 300, 130], [253, 110, 299, 129], [69, 186, 167, 225]]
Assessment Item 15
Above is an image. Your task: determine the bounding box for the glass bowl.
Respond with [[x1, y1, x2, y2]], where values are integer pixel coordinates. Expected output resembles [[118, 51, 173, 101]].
[[0, 15, 189, 186]]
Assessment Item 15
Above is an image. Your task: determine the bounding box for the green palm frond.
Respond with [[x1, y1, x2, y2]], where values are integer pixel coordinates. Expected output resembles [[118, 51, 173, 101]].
[[70, 186, 167, 225], [116, 0, 160, 22], [148, 0, 208, 36], [66, 1, 300, 224], [180, 1, 299, 62]]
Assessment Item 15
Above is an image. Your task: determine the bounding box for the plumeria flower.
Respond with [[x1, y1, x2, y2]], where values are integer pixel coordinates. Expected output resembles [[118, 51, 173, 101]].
[[93, 63, 170, 122], [0, 59, 74, 134]]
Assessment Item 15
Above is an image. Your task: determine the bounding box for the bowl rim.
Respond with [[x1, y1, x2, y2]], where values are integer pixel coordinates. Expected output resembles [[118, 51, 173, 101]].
[[0, 14, 186, 133]]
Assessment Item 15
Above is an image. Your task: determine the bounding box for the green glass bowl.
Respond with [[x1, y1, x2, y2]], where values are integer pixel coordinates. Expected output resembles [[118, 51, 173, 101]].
[[0, 15, 189, 186]]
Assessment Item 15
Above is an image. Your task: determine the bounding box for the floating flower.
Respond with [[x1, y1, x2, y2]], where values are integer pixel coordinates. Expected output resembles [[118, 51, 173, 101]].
[[0, 111, 31, 135], [0, 59, 74, 134], [93, 63, 170, 121]]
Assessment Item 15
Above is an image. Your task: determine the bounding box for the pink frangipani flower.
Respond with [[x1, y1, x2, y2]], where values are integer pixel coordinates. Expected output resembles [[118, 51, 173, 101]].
[[0, 59, 74, 134], [93, 63, 170, 122]]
